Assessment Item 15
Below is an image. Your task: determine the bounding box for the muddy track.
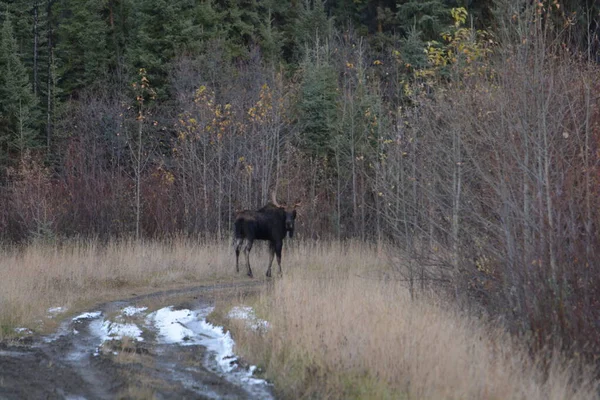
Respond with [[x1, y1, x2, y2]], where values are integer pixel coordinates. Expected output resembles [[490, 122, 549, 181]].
[[0, 281, 271, 400]]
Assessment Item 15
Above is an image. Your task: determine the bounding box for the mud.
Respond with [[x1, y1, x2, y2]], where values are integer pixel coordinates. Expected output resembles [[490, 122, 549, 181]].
[[0, 282, 271, 400]]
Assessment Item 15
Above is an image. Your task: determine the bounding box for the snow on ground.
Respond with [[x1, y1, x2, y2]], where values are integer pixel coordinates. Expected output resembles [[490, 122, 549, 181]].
[[122, 306, 148, 317], [66, 302, 270, 392], [14, 327, 33, 334], [146, 307, 196, 344], [187, 314, 238, 373], [99, 320, 144, 342], [227, 306, 269, 332], [87, 308, 145, 347], [72, 311, 102, 322], [242, 365, 269, 386], [146, 306, 267, 379], [47, 306, 67, 317]]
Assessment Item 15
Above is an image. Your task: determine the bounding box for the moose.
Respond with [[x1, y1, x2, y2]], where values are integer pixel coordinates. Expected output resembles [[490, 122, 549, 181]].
[[234, 192, 299, 278]]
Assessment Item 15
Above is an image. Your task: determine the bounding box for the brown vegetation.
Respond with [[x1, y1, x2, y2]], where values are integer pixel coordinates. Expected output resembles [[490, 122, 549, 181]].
[[0, 0, 599, 388], [217, 243, 599, 400], [0, 239, 234, 336]]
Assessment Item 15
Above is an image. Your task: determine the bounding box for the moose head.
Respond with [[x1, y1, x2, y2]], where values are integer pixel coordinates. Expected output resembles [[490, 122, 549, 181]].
[[270, 192, 300, 238]]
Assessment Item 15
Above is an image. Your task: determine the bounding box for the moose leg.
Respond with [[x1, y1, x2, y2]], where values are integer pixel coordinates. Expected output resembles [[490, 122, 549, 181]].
[[275, 241, 283, 276], [244, 240, 254, 278], [234, 238, 243, 273], [266, 242, 275, 278]]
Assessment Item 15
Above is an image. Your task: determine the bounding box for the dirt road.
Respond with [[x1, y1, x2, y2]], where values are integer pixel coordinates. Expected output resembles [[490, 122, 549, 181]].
[[0, 282, 272, 400]]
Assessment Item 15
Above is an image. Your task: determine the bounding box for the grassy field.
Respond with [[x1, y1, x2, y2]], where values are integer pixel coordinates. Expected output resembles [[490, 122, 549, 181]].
[[0, 239, 597, 399], [0, 238, 238, 336], [212, 242, 599, 400]]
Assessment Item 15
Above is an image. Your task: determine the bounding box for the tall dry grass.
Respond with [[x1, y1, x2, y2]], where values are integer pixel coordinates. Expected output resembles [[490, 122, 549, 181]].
[[222, 244, 599, 400], [0, 238, 237, 336], [0, 238, 377, 337], [2, 238, 597, 399]]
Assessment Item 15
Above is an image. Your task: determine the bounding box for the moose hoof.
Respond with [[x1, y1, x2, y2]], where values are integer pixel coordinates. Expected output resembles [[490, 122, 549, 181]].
[[266, 270, 272, 278], [247, 272, 254, 278]]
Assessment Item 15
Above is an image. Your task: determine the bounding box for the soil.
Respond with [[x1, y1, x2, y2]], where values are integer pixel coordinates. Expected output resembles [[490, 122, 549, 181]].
[[0, 281, 271, 400]]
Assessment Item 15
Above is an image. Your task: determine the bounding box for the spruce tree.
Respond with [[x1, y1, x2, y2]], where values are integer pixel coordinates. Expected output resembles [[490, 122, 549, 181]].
[[287, 0, 332, 63], [0, 15, 38, 161], [298, 57, 338, 159], [128, 0, 216, 97], [53, 0, 111, 93], [396, 0, 451, 40]]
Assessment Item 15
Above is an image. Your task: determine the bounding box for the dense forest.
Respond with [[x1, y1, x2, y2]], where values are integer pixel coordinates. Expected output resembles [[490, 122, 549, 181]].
[[1, 0, 600, 363]]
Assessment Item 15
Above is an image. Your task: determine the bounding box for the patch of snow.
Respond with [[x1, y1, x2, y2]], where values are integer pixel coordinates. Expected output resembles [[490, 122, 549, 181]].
[[147, 307, 196, 344], [147, 306, 270, 382], [14, 327, 33, 334], [47, 306, 67, 317], [99, 320, 144, 342], [85, 312, 145, 358], [228, 306, 269, 331], [72, 311, 102, 322], [227, 306, 253, 320], [122, 306, 148, 317], [191, 317, 238, 373], [241, 365, 268, 385]]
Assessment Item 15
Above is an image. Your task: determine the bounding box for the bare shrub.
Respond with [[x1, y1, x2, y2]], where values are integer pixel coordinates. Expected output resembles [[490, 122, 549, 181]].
[[381, 5, 600, 360], [7, 150, 65, 242]]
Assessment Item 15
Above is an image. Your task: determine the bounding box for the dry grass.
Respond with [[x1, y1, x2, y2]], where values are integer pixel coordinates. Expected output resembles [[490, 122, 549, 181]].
[[1, 238, 597, 399], [219, 243, 599, 400], [0, 237, 239, 336]]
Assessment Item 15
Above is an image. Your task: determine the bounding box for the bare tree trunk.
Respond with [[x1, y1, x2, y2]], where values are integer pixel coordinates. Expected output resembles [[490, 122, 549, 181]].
[[46, 0, 54, 150], [228, 140, 234, 236], [451, 128, 462, 298], [335, 138, 341, 239], [350, 107, 358, 236], [18, 100, 25, 157], [217, 141, 223, 239], [181, 159, 189, 232], [583, 81, 592, 266], [360, 174, 366, 241], [411, 138, 418, 245], [398, 142, 407, 241], [375, 111, 383, 251], [135, 115, 142, 240], [203, 144, 208, 235], [539, 64, 557, 284], [33, 0, 39, 97]]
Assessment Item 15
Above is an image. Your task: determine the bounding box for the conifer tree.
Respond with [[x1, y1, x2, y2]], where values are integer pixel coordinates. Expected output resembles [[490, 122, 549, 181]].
[[396, 0, 450, 40], [298, 55, 338, 159], [53, 0, 111, 93], [288, 0, 332, 63], [0, 15, 38, 162], [128, 0, 215, 97]]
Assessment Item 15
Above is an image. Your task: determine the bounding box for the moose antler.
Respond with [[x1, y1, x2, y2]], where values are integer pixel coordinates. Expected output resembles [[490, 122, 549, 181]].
[[271, 191, 282, 208]]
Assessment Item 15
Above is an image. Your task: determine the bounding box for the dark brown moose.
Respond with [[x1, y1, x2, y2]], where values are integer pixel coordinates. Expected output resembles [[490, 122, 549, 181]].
[[234, 192, 299, 278]]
